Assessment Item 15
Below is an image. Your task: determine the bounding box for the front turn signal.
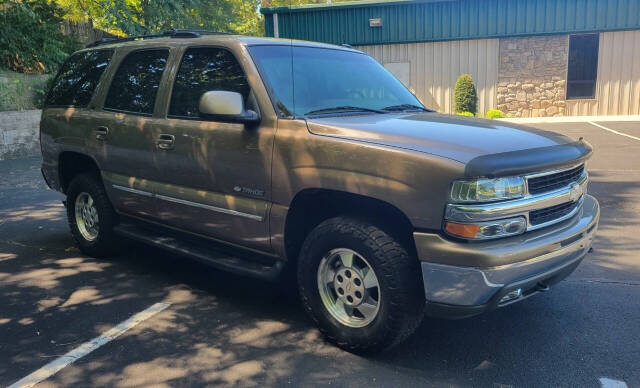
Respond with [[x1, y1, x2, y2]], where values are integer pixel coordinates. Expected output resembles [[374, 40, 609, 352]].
[[445, 217, 526, 240]]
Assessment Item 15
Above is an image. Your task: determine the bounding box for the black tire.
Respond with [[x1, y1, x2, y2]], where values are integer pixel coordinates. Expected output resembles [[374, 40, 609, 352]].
[[297, 216, 425, 354], [66, 173, 121, 258]]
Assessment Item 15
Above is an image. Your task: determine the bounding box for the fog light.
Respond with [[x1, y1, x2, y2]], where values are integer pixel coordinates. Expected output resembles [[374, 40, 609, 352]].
[[445, 217, 526, 240], [499, 288, 522, 304]]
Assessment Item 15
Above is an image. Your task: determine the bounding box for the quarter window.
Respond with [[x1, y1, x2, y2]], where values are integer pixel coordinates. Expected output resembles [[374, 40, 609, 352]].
[[169, 47, 250, 118], [104, 49, 169, 115], [567, 34, 599, 99], [45, 50, 113, 108]]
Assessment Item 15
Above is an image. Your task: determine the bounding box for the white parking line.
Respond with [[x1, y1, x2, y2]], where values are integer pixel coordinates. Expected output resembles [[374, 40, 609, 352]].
[[599, 377, 629, 388], [8, 302, 171, 388], [589, 121, 640, 142]]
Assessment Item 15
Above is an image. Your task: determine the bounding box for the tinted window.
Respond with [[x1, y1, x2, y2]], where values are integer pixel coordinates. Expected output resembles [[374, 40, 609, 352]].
[[104, 49, 169, 115], [45, 50, 113, 107], [248, 45, 424, 117], [567, 34, 599, 99], [169, 47, 250, 118]]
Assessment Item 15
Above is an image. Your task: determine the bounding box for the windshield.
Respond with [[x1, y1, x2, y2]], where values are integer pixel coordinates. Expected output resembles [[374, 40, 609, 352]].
[[248, 45, 426, 117]]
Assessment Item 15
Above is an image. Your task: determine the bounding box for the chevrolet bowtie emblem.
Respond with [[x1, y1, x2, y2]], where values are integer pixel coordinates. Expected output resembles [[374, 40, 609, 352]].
[[569, 182, 583, 202]]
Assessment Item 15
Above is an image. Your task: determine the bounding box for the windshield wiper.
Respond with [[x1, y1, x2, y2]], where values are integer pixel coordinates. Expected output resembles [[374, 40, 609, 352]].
[[382, 104, 432, 112], [304, 106, 386, 116]]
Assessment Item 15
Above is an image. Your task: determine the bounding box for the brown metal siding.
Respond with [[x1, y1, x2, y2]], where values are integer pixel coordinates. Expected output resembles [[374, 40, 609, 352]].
[[567, 30, 640, 115], [357, 39, 499, 114]]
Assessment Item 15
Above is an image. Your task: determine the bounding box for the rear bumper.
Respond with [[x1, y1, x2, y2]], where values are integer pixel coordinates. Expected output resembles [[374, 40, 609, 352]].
[[415, 194, 599, 319]]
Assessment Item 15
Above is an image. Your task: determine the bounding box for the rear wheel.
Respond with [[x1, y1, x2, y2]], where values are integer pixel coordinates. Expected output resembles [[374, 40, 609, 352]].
[[298, 216, 425, 354], [66, 173, 121, 258]]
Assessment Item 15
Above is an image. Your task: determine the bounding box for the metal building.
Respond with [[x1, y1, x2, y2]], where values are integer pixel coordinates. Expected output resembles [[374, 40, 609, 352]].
[[261, 0, 640, 117]]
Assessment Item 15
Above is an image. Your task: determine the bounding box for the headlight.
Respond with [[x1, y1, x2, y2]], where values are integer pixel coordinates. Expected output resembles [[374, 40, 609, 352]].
[[450, 176, 525, 203]]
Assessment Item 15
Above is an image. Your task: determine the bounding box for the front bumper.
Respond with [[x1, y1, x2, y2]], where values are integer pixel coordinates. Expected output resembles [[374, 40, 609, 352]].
[[415, 194, 599, 319]]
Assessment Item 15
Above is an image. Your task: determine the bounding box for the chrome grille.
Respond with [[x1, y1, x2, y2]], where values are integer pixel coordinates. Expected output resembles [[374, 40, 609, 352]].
[[529, 201, 579, 226], [527, 164, 585, 195]]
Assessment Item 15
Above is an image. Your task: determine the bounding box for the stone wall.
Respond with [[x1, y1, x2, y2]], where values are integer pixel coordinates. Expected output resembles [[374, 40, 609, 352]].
[[0, 110, 41, 160], [497, 35, 569, 117]]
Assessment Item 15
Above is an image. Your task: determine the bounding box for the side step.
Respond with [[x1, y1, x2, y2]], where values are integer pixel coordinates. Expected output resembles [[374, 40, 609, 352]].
[[114, 221, 284, 281]]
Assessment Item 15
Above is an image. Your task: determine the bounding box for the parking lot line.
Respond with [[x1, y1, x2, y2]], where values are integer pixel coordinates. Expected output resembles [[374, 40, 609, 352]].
[[599, 377, 629, 388], [8, 302, 171, 388], [589, 121, 640, 142]]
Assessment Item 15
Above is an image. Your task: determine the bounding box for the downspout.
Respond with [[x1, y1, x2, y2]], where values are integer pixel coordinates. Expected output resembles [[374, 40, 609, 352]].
[[273, 13, 279, 38]]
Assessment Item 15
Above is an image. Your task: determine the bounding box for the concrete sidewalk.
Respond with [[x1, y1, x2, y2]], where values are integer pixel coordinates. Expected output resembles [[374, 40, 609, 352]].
[[497, 114, 640, 124]]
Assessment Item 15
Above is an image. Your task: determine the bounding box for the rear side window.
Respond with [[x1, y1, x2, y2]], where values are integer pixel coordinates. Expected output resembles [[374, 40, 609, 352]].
[[45, 50, 113, 108], [169, 47, 249, 118], [104, 49, 169, 115]]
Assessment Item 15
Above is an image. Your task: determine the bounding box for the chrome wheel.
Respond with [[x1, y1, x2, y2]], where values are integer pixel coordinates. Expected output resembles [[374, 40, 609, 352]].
[[74, 192, 99, 241], [317, 248, 381, 328]]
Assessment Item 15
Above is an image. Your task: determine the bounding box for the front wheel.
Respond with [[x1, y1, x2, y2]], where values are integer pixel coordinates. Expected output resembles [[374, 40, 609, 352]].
[[298, 217, 425, 354]]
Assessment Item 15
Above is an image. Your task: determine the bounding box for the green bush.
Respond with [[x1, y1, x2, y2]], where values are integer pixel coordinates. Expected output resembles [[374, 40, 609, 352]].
[[454, 74, 477, 115], [456, 111, 475, 117], [0, 0, 80, 74], [485, 109, 506, 119]]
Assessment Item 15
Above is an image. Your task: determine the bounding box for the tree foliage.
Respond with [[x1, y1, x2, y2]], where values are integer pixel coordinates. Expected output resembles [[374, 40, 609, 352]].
[[454, 73, 477, 115], [0, 0, 81, 73], [55, 0, 263, 36]]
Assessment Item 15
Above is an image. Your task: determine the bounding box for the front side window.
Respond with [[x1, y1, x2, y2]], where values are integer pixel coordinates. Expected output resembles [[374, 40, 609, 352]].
[[248, 45, 425, 117], [104, 49, 169, 115], [45, 50, 113, 108], [169, 47, 250, 118], [567, 34, 599, 99]]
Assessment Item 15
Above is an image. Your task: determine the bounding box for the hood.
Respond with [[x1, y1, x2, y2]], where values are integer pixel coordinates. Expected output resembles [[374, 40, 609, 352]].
[[306, 113, 592, 177]]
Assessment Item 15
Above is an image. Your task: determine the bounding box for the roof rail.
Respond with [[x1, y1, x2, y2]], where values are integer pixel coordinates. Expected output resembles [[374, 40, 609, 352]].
[[85, 29, 230, 48]]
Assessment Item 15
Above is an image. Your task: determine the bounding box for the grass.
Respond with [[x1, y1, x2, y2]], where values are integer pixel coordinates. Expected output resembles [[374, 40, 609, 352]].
[[0, 69, 51, 112]]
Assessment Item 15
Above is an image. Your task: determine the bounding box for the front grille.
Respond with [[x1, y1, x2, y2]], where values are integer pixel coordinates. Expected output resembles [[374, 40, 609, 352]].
[[527, 164, 585, 195], [529, 201, 578, 226]]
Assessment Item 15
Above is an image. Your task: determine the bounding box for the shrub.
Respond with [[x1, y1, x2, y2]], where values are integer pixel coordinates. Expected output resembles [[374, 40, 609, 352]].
[[0, 0, 81, 74], [454, 74, 477, 115], [485, 109, 506, 119], [456, 111, 474, 117]]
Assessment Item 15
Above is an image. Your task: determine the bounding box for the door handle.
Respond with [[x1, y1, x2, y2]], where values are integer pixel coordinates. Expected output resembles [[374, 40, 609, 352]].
[[156, 134, 175, 150], [95, 126, 109, 141]]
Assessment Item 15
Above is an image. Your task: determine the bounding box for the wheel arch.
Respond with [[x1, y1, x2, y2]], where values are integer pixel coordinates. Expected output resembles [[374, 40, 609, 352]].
[[58, 151, 102, 193], [283, 188, 416, 263]]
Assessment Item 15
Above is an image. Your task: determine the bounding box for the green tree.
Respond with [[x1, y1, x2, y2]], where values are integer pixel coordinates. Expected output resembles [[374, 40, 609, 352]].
[[0, 0, 80, 73], [454, 73, 477, 115], [55, 0, 263, 37]]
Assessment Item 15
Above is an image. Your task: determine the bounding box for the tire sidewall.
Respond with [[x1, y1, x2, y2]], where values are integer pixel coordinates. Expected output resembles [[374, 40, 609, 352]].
[[298, 220, 403, 349], [66, 174, 117, 256]]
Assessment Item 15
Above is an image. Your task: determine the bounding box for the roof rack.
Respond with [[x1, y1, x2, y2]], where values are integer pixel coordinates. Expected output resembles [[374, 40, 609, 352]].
[[85, 29, 230, 48]]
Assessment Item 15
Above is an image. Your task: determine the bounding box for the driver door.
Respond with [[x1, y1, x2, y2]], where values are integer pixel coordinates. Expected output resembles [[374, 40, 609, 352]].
[[151, 46, 275, 252]]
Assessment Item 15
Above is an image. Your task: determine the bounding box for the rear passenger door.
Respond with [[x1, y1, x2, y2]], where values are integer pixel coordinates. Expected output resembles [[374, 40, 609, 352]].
[[151, 46, 275, 252], [93, 48, 170, 219]]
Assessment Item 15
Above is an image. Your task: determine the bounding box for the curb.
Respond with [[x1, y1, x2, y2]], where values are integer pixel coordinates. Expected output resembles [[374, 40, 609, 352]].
[[496, 115, 640, 124]]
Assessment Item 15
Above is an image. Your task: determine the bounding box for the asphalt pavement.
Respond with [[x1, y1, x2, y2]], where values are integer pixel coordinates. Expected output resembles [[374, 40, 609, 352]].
[[0, 121, 639, 387]]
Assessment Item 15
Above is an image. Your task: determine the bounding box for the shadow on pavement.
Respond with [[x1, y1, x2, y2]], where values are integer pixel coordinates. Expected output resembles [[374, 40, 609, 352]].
[[1, 157, 639, 387]]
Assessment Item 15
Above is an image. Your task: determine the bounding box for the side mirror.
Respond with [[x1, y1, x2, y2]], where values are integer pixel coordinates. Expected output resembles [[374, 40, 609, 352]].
[[199, 91, 260, 125]]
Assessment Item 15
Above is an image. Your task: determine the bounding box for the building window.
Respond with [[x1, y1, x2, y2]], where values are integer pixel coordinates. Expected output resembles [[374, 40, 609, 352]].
[[566, 34, 599, 99]]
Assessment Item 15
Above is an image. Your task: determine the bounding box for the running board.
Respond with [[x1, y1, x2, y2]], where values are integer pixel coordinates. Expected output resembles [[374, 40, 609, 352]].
[[114, 222, 284, 281]]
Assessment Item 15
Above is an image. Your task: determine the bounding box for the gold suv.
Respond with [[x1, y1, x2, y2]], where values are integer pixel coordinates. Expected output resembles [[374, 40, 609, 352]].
[[40, 30, 599, 353]]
